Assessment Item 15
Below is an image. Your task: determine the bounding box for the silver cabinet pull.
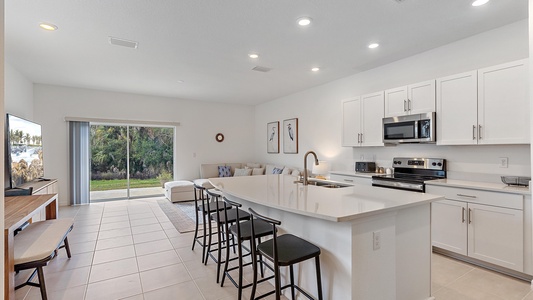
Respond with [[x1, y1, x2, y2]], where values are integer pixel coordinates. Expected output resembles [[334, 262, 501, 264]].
[[357, 133, 360, 143], [344, 179, 354, 183], [457, 193, 477, 198], [404, 100, 407, 112], [462, 207, 466, 223], [408, 99, 411, 111], [472, 125, 476, 140], [468, 208, 472, 224], [360, 133, 363, 144], [478, 124, 482, 140]]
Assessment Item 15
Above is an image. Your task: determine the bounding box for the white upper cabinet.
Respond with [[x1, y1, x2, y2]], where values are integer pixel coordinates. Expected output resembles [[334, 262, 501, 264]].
[[437, 59, 529, 145], [361, 91, 385, 147], [436, 71, 478, 145], [384, 80, 435, 117], [341, 92, 384, 147], [342, 98, 361, 147], [478, 59, 529, 145]]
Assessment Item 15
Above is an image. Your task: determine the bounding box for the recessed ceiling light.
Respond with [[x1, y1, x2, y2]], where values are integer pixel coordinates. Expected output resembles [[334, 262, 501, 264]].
[[249, 53, 259, 59], [39, 23, 58, 31], [368, 43, 379, 49], [177, 80, 185, 84], [311, 67, 320, 72], [472, 0, 489, 6], [297, 17, 312, 26]]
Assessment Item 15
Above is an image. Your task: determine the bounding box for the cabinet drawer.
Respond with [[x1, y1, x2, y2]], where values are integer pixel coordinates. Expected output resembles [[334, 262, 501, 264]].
[[426, 185, 523, 210], [330, 174, 371, 186]]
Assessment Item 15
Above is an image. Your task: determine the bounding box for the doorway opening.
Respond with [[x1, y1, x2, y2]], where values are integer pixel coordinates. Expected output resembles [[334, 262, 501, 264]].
[[89, 124, 174, 202]]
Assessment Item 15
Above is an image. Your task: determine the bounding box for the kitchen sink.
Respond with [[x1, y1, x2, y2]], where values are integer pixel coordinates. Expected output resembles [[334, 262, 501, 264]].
[[297, 178, 352, 188]]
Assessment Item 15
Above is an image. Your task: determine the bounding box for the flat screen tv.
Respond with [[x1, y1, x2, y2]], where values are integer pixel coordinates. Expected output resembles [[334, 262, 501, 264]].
[[6, 114, 44, 188]]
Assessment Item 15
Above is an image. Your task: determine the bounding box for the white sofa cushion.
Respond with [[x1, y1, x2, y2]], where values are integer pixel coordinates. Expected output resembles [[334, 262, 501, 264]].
[[234, 168, 252, 176], [252, 167, 265, 175]]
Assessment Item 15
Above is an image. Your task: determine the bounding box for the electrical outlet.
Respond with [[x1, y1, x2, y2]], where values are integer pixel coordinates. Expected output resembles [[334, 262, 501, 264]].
[[373, 231, 381, 250], [499, 157, 508, 168]]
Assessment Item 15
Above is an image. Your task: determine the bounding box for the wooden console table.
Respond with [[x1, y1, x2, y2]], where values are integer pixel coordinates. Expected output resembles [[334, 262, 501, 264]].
[[4, 194, 58, 300]]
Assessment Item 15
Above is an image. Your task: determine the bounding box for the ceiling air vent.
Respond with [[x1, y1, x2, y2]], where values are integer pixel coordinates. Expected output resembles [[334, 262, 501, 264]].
[[252, 66, 272, 73], [109, 36, 138, 49]]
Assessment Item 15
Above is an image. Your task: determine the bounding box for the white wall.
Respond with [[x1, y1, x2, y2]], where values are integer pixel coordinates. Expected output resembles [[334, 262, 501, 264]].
[[1, 0, 5, 294], [5, 60, 33, 119], [254, 19, 530, 182], [33, 84, 255, 206]]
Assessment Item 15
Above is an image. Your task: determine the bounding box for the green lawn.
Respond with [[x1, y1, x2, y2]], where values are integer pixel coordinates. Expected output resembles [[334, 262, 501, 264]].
[[90, 178, 162, 191]]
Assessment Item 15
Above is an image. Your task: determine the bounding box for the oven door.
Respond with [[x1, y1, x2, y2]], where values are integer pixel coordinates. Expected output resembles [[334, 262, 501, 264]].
[[372, 178, 425, 192]]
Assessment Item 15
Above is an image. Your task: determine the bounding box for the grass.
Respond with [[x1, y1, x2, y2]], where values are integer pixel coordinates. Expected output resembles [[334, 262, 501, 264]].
[[90, 178, 161, 191]]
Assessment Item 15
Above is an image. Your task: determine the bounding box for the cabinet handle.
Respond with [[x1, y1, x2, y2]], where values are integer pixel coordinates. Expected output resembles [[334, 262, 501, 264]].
[[344, 179, 354, 183], [404, 100, 407, 112], [360, 133, 363, 144], [357, 133, 361, 143], [462, 207, 466, 223], [478, 125, 482, 140], [472, 125, 476, 140], [408, 99, 411, 111], [468, 208, 472, 224], [457, 193, 477, 198]]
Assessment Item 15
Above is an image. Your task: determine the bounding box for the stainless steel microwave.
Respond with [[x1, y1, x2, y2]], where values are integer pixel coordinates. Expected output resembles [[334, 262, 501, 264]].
[[382, 112, 436, 144]]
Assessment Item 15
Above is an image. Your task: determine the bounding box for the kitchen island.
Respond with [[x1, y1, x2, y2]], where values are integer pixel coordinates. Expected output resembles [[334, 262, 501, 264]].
[[209, 174, 443, 300]]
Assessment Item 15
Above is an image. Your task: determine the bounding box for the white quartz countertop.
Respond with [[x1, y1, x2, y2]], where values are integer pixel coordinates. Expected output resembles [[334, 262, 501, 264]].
[[209, 175, 443, 222], [329, 171, 381, 178], [426, 179, 531, 195]]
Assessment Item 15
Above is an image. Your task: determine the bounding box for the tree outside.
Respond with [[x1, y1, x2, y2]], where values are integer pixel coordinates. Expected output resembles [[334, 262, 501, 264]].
[[90, 125, 174, 193]]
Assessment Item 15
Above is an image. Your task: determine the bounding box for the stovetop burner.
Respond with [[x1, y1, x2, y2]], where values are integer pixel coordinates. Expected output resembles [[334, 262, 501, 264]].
[[372, 157, 446, 192]]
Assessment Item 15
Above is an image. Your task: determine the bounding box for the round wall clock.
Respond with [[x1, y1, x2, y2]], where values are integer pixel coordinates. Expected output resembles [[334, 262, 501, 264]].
[[215, 133, 224, 142]]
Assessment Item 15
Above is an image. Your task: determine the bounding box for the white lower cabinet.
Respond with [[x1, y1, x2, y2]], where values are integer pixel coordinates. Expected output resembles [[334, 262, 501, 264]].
[[428, 185, 524, 272], [330, 174, 372, 186]]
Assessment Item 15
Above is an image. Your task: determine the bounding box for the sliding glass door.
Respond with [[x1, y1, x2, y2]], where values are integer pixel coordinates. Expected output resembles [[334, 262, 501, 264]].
[[89, 124, 174, 202]]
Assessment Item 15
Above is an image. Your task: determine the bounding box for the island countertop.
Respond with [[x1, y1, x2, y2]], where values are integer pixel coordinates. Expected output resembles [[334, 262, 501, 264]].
[[209, 174, 443, 222]]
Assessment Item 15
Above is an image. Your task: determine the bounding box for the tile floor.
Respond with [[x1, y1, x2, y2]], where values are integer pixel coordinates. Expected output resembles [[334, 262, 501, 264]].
[[13, 197, 533, 300]]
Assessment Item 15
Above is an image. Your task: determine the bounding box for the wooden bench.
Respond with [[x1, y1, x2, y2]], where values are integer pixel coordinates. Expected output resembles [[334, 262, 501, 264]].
[[14, 218, 74, 300]]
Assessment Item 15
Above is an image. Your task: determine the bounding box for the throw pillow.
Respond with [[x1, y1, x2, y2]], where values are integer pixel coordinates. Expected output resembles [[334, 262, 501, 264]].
[[272, 167, 284, 174], [252, 167, 265, 175], [234, 168, 252, 176], [218, 166, 232, 177], [246, 163, 262, 168]]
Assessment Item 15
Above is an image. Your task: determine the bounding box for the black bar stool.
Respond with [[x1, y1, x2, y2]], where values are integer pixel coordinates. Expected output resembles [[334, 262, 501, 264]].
[[205, 189, 251, 283], [249, 208, 323, 300], [220, 197, 275, 300], [191, 181, 223, 264]]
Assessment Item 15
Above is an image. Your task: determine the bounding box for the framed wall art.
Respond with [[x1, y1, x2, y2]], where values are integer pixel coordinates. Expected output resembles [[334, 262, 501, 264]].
[[283, 118, 298, 154], [267, 121, 279, 153]]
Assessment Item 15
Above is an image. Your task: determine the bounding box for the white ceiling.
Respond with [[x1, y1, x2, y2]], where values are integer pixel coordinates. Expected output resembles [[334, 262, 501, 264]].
[[5, 0, 528, 105]]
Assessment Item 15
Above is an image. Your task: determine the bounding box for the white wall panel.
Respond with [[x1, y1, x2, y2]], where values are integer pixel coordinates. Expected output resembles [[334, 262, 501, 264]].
[[254, 20, 530, 181], [33, 84, 255, 205]]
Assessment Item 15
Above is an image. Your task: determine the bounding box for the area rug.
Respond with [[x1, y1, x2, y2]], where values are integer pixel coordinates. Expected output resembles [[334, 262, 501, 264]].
[[158, 199, 198, 233]]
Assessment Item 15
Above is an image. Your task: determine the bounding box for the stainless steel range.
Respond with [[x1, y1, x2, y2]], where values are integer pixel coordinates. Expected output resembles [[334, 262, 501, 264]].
[[372, 157, 446, 192]]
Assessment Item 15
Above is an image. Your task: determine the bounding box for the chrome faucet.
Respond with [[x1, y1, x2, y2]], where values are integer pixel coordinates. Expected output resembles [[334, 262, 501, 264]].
[[303, 151, 319, 185]]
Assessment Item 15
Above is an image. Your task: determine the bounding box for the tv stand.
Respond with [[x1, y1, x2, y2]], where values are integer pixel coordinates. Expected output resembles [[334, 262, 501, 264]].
[[16, 179, 58, 222]]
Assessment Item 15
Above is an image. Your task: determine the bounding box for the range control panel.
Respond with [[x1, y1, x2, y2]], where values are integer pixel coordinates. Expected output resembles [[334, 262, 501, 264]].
[[392, 157, 446, 170]]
